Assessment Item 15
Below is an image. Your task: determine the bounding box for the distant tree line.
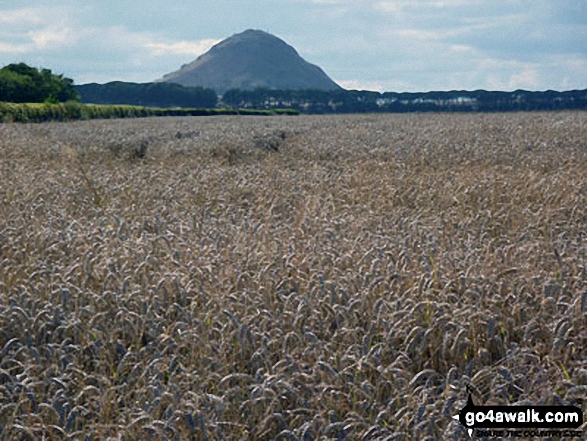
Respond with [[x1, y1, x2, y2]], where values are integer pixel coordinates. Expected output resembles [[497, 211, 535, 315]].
[[0, 63, 79, 103], [76, 82, 218, 108], [222, 88, 587, 113], [6, 61, 583, 114]]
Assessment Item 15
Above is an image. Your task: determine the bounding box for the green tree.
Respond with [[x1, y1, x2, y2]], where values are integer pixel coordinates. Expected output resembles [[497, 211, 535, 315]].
[[0, 63, 79, 103], [0, 69, 36, 102]]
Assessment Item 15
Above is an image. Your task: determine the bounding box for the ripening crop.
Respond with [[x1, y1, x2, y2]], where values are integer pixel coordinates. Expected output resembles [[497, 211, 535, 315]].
[[0, 112, 586, 440]]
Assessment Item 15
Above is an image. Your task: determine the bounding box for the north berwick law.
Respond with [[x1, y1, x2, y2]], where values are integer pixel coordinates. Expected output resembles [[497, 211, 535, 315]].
[[157, 29, 341, 94]]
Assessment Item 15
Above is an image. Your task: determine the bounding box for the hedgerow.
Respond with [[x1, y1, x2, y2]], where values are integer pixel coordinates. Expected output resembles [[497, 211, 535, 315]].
[[0, 101, 298, 123]]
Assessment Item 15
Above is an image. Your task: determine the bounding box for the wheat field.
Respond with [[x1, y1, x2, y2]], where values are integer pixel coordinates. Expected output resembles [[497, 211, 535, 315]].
[[0, 112, 586, 440]]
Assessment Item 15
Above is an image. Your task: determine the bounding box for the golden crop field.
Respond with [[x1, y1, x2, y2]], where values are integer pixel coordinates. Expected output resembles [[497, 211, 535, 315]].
[[0, 112, 586, 440]]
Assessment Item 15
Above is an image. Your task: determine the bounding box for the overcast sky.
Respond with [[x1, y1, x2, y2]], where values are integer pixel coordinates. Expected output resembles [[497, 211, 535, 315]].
[[1, 0, 585, 92]]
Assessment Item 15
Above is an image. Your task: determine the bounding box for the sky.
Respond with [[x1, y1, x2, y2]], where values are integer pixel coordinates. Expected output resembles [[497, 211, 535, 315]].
[[0, 0, 586, 92]]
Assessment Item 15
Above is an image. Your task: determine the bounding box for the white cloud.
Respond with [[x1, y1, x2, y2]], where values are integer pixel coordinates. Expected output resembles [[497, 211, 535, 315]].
[[394, 28, 457, 40], [309, 0, 349, 4], [486, 68, 540, 90], [0, 5, 78, 54], [559, 57, 587, 71], [0, 27, 76, 54], [375, 0, 483, 11], [461, 58, 543, 90], [28, 27, 76, 50], [297, 0, 359, 4], [0, 42, 30, 54], [337, 79, 385, 91], [508, 68, 540, 90], [145, 39, 221, 56], [0, 8, 45, 25], [450, 44, 475, 53]]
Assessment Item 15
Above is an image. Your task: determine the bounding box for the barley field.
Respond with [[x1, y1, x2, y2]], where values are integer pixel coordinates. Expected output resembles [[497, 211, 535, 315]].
[[0, 112, 586, 440]]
